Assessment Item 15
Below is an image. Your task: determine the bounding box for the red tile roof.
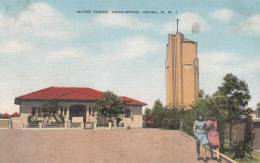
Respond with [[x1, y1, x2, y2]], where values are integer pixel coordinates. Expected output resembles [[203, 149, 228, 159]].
[[15, 87, 146, 106], [121, 96, 147, 106]]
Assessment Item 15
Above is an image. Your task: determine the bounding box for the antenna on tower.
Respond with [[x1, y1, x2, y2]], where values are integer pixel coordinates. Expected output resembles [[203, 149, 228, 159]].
[[177, 18, 179, 33]]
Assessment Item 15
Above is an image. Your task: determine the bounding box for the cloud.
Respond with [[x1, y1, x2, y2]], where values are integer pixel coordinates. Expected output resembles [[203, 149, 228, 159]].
[[94, 13, 151, 30], [117, 36, 162, 58], [45, 35, 162, 62], [239, 14, 260, 37], [46, 48, 86, 60], [161, 12, 208, 34], [200, 51, 260, 108], [211, 9, 234, 22], [0, 88, 20, 113], [0, 2, 76, 40], [0, 39, 33, 55], [75, 36, 163, 67], [102, 36, 163, 62]]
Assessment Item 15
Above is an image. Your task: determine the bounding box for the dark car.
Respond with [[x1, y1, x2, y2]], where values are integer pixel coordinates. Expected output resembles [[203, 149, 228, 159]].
[[143, 116, 155, 128]]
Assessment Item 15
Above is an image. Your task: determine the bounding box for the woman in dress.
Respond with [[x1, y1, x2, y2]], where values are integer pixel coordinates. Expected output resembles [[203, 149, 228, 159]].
[[207, 115, 220, 161], [193, 112, 208, 161]]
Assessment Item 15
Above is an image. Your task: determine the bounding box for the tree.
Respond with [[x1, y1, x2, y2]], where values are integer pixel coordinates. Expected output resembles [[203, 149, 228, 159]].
[[214, 73, 251, 147], [30, 101, 64, 124], [97, 91, 126, 125], [144, 108, 153, 116], [152, 99, 166, 127], [198, 89, 205, 99], [153, 99, 164, 110]]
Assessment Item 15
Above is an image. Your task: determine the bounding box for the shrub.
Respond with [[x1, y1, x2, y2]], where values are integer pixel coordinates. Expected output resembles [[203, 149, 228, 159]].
[[230, 140, 255, 160]]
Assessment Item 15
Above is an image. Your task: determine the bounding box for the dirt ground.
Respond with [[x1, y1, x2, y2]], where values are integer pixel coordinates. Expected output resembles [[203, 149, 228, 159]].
[[0, 129, 218, 163]]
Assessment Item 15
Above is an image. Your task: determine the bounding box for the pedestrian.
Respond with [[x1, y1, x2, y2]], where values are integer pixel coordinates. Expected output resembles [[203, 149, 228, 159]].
[[193, 112, 208, 161], [207, 114, 220, 161]]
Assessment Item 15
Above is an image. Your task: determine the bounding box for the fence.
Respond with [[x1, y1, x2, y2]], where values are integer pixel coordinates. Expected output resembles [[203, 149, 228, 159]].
[[23, 124, 40, 128], [23, 123, 73, 129], [67, 122, 83, 128], [23, 122, 94, 129], [42, 123, 65, 128]]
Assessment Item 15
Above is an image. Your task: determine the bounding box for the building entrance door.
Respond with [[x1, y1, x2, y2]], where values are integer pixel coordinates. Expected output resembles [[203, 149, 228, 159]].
[[69, 105, 86, 122]]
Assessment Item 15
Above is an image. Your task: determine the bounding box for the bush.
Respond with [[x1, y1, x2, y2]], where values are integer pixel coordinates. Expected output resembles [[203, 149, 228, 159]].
[[230, 140, 255, 160]]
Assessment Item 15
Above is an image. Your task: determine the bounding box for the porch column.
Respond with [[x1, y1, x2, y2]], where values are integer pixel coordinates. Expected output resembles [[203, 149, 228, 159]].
[[86, 107, 89, 117], [85, 107, 89, 122], [65, 107, 70, 122], [93, 108, 97, 129], [94, 108, 98, 116]]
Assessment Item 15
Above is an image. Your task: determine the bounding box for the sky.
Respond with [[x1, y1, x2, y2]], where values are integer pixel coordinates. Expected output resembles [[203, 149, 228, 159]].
[[0, 0, 260, 113]]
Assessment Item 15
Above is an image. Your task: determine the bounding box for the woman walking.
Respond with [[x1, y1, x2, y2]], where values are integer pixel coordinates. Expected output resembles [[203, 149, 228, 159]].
[[193, 112, 208, 161], [207, 115, 221, 161]]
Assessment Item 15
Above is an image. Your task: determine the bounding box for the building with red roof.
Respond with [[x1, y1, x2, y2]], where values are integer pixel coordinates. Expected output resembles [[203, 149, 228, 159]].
[[15, 87, 146, 129]]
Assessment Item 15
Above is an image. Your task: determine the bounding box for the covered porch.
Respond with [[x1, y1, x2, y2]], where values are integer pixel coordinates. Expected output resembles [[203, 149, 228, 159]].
[[64, 104, 97, 129]]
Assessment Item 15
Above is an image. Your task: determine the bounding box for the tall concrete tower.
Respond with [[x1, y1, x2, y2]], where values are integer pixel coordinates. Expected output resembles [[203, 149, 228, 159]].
[[165, 32, 199, 108]]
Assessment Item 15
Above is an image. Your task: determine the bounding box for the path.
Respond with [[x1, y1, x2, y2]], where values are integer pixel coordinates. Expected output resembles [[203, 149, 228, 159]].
[[0, 129, 219, 163]]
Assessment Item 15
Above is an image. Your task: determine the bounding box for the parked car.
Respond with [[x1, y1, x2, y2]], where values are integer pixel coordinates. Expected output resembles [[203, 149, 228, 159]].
[[143, 116, 155, 128]]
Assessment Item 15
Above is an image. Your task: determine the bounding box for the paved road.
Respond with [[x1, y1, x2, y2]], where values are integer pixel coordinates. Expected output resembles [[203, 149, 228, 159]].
[[0, 129, 218, 163]]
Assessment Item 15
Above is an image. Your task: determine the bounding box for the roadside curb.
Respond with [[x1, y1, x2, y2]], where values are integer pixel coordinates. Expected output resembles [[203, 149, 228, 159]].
[[178, 130, 237, 163]]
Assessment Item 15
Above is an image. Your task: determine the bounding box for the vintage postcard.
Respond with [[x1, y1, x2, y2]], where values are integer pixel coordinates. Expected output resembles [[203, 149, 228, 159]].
[[0, 0, 260, 163]]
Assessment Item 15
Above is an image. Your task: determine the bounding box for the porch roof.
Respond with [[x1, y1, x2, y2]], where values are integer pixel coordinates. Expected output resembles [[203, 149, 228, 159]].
[[15, 87, 147, 106]]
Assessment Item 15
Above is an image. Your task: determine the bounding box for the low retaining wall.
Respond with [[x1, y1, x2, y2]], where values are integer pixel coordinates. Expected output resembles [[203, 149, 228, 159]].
[[0, 119, 10, 129]]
